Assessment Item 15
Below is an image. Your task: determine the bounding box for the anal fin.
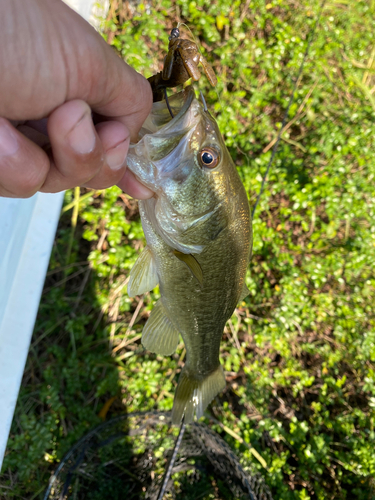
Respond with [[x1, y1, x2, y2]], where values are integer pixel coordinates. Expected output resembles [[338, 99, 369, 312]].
[[142, 299, 180, 355], [171, 364, 226, 425], [127, 246, 159, 297]]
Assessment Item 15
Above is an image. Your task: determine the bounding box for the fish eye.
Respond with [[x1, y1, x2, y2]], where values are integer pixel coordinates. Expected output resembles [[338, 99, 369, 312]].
[[199, 147, 220, 169]]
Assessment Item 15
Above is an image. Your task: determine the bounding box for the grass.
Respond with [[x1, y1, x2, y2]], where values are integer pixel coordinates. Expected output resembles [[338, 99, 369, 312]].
[[2, 0, 375, 498]]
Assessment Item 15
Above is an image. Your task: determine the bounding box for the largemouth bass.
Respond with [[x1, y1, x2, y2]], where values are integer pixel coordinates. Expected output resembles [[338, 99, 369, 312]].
[[126, 87, 252, 425]]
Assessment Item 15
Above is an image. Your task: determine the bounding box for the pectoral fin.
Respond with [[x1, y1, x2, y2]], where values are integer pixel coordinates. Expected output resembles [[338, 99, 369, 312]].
[[127, 246, 159, 297], [142, 300, 180, 355], [173, 250, 203, 286], [239, 281, 250, 301]]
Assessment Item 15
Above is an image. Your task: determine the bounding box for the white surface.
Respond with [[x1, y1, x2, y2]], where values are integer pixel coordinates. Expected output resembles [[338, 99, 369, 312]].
[[0, 193, 64, 470], [0, 0, 107, 473], [64, 0, 93, 20]]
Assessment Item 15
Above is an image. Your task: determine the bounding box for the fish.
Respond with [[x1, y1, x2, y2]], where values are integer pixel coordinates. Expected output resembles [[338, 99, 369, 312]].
[[126, 86, 252, 425]]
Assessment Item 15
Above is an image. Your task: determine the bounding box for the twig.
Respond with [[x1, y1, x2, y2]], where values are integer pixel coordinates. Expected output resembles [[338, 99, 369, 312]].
[[239, 0, 251, 23], [352, 74, 375, 112], [115, 333, 142, 351], [228, 319, 242, 352], [46, 261, 89, 276], [97, 229, 109, 251], [109, 296, 121, 349], [42, 267, 87, 294], [31, 316, 68, 348], [61, 190, 102, 213], [90, 276, 129, 335], [112, 296, 144, 353], [292, 319, 303, 336], [72, 267, 91, 313], [208, 415, 268, 469], [281, 136, 307, 152], [341, 50, 375, 70], [262, 80, 318, 154], [65, 186, 81, 267], [362, 45, 375, 86]]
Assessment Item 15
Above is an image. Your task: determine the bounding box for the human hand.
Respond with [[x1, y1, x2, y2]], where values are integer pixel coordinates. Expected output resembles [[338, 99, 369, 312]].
[[0, 0, 153, 199]]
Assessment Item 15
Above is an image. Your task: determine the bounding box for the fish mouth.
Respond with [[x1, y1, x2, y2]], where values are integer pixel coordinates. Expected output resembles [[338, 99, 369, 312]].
[[127, 86, 202, 189], [138, 86, 197, 138]]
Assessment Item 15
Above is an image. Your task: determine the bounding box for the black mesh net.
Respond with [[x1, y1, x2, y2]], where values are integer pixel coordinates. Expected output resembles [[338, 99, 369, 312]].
[[44, 412, 273, 500]]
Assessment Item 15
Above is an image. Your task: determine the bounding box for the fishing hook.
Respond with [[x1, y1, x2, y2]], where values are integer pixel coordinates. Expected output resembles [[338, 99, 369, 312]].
[[164, 88, 175, 119], [200, 90, 208, 112]]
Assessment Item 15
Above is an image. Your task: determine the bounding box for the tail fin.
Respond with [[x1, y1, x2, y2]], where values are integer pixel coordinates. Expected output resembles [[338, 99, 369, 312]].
[[171, 364, 226, 425]]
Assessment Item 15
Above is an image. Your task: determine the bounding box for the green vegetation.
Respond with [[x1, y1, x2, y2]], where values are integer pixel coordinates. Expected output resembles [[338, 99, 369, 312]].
[[2, 0, 375, 498]]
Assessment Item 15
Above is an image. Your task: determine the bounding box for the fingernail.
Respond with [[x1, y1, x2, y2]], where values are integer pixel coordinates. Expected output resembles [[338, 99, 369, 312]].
[[0, 123, 19, 157], [67, 112, 96, 154], [106, 139, 129, 171]]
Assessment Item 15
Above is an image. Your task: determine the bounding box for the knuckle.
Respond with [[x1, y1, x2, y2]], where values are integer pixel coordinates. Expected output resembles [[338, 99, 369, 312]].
[[17, 160, 49, 197], [0, 155, 48, 198]]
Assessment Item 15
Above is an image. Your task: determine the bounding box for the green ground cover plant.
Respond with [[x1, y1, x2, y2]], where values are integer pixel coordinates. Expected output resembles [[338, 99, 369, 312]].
[[2, 0, 375, 498]]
